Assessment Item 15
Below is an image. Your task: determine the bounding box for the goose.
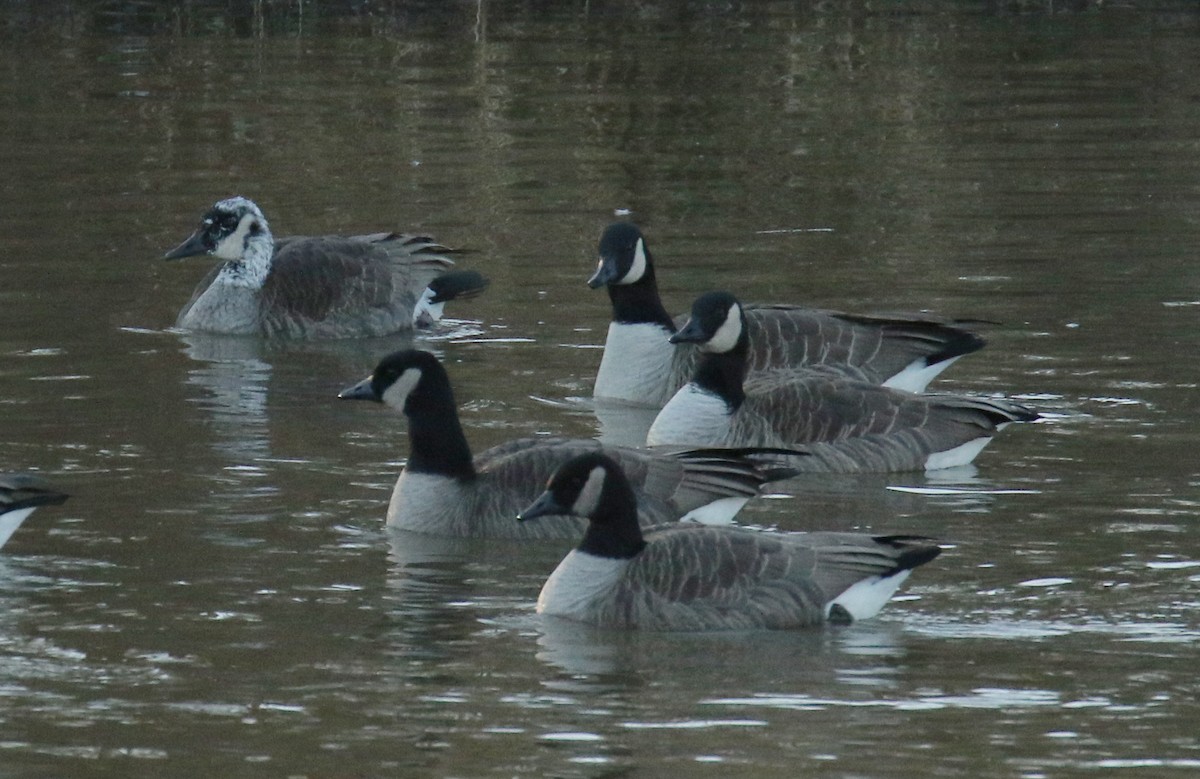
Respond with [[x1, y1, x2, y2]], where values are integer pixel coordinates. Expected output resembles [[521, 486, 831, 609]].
[[517, 452, 942, 630], [338, 349, 800, 539], [0, 473, 69, 550], [164, 196, 488, 338], [646, 291, 1038, 472], [588, 222, 985, 406]]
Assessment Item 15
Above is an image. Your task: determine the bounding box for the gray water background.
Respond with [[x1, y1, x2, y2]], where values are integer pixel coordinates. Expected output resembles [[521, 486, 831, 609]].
[[2, 2, 1200, 776]]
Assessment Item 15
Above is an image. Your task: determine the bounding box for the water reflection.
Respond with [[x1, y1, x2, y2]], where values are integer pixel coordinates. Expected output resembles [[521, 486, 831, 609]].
[[180, 333, 272, 465]]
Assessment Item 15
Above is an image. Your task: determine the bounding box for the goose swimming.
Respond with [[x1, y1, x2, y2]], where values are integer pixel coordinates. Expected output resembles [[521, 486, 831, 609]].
[[646, 291, 1038, 472], [165, 196, 487, 338], [588, 222, 985, 406], [339, 349, 799, 539], [517, 452, 942, 630]]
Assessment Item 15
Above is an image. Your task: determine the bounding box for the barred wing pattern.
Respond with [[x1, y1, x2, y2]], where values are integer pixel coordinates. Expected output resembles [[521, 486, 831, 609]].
[[389, 438, 784, 540], [567, 527, 937, 630], [257, 233, 455, 338]]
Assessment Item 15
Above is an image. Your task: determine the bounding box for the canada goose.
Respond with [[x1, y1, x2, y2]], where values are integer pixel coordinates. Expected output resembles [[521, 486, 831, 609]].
[[164, 196, 488, 338], [0, 473, 69, 550], [646, 291, 1038, 472], [338, 349, 799, 539], [517, 452, 942, 630], [588, 222, 985, 406]]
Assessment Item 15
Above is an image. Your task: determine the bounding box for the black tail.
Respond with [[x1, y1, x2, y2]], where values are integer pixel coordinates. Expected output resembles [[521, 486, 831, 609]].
[[429, 270, 490, 303]]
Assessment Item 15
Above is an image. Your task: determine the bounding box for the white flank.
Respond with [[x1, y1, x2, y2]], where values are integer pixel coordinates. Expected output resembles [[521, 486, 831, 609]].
[[828, 570, 912, 622], [380, 367, 423, 411], [678, 496, 749, 525], [881, 355, 962, 394], [594, 322, 676, 405], [0, 507, 37, 549], [924, 436, 993, 471], [538, 550, 628, 618], [647, 384, 732, 447]]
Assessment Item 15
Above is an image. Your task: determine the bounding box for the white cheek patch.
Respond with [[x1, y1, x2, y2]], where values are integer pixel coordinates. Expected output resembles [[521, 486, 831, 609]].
[[616, 238, 647, 285], [380, 367, 423, 410], [572, 465, 607, 518], [213, 213, 256, 261], [703, 303, 743, 353]]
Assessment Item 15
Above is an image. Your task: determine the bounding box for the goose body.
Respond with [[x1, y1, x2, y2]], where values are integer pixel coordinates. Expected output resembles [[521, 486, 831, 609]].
[[589, 222, 985, 406], [339, 349, 798, 539], [647, 292, 1038, 473], [0, 473, 69, 550], [518, 452, 942, 630], [165, 197, 487, 339]]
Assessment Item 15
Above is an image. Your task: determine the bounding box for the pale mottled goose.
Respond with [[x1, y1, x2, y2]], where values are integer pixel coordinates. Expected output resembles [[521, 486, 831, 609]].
[[588, 222, 985, 406], [0, 473, 69, 550], [646, 291, 1038, 472], [165, 196, 488, 338], [517, 452, 942, 630], [338, 349, 798, 539]]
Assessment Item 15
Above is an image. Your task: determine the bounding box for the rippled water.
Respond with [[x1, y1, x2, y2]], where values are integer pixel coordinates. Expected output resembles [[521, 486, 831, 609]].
[[3, 2, 1200, 776]]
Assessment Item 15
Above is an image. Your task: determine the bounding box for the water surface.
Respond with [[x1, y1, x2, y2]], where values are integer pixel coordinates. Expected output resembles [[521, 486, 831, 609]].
[[3, 3, 1200, 776]]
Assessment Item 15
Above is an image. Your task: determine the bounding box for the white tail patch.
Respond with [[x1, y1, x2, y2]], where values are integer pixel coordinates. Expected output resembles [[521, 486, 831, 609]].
[[412, 287, 445, 326], [0, 506, 37, 549], [678, 496, 749, 525], [882, 355, 962, 394], [827, 569, 912, 622], [924, 436, 994, 471]]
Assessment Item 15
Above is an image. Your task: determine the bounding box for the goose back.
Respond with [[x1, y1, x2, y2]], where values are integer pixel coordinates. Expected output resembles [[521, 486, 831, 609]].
[[340, 350, 796, 540], [647, 291, 1036, 472], [650, 369, 1037, 473], [386, 437, 790, 539], [590, 222, 985, 405], [542, 527, 940, 630], [169, 198, 479, 339], [519, 452, 941, 630]]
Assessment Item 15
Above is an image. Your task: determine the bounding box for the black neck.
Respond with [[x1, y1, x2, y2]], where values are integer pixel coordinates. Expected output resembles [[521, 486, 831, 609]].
[[576, 482, 646, 560], [692, 337, 749, 410], [606, 262, 676, 330], [403, 372, 477, 481]]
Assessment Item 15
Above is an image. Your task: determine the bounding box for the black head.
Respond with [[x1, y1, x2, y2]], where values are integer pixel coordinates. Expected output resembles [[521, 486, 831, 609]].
[[519, 452, 646, 558], [669, 291, 745, 353], [588, 222, 651, 288], [164, 196, 268, 261], [518, 452, 632, 523], [338, 349, 445, 412]]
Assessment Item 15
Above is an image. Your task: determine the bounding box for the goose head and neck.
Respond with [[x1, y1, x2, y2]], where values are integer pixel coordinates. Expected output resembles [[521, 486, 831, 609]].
[[164, 196, 276, 290], [518, 452, 646, 560], [587, 222, 675, 330], [669, 291, 750, 410], [338, 349, 477, 481]]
